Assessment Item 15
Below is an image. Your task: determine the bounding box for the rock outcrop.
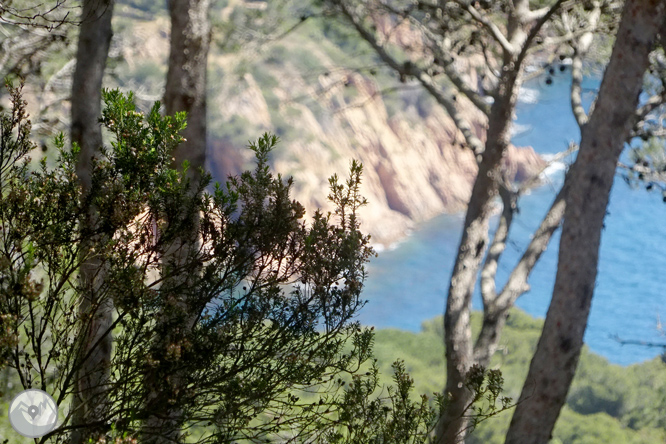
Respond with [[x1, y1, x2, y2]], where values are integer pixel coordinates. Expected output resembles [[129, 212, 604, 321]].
[[209, 67, 544, 247], [111, 13, 545, 248]]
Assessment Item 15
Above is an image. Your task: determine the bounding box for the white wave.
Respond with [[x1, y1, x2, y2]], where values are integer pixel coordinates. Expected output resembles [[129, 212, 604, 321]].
[[388, 234, 410, 251], [510, 122, 532, 137], [372, 228, 413, 254], [539, 158, 567, 180], [518, 87, 540, 104]]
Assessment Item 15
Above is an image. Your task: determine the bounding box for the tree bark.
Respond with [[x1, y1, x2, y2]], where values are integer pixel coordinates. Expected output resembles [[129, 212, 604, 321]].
[[163, 0, 210, 182], [504, 1, 666, 443], [141, 1, 210, 442], [70, 1, 114, 443], [435, 63, 521, 444], [321, 2, 567, 442], [433, 2, 569, 440]]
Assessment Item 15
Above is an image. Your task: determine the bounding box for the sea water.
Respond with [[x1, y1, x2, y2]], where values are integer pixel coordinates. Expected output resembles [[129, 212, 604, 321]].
[[357, 71, 666, 366]]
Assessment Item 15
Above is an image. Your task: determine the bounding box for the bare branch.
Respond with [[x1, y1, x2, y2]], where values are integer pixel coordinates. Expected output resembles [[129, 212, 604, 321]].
[[455, 0, 516, 55], [518, 142, 578, 194], [332, 0, 486, 154], [617, 161, 666, 189], [527, 25, 599, 54], [523, 5, 553, 22], [378, 2, 492, 114], [479, 141, 576, 308], [516, 0, 569, 67], [497, 184, 566, 310], [0, 1, 78, 30], [474, 182, 567, 365], [395, 10, 492, 115], [479, 183, 516, 310], [634, 93, 666, 126], [333, 84, 420, 114], [570, 2, 601, 128], [611, 335, 666, 349], [473, 143, 577, 364], [415, 72, 486, 155]]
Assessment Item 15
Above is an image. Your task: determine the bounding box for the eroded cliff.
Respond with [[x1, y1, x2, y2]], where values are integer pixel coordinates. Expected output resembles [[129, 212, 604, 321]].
[[116, 13, 545, 247]]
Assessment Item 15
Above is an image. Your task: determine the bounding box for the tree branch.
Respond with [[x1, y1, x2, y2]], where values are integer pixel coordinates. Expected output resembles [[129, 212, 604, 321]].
[[404, 13, 492, 115], [634, 93, 666, 127], [497, 183, 566, 311], [611, 335, 666, 349], [479, 182, 516, 310], [515, 0, 569, 68], [474, 178, 568, 365], [570, 2, 601, 128], [518, 142, 578, 194], [415, 71, 486, 155], [473, 143, 576, 364], [332, 0, 486, 155], [379, 2, 492, 115], [522, 5, 553, 22], [456, 0, 516, 55]]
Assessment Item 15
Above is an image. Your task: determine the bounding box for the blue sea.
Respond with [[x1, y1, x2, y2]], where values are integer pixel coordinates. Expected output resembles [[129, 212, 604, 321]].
[[357, 71, 666, 366]]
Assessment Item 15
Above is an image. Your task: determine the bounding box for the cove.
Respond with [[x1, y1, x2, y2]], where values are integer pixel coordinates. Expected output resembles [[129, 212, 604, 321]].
[[357, 71, 666, 366]]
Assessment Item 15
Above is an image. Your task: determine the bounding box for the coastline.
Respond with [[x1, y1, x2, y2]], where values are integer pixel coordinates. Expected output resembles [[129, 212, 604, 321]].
[[367, 144, 548, 252]]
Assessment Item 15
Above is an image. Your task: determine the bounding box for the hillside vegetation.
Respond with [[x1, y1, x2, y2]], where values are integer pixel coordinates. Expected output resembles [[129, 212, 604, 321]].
[[370, 309, 666, 444], [4, 0, 546, 249], [2, 309, 663, 443]]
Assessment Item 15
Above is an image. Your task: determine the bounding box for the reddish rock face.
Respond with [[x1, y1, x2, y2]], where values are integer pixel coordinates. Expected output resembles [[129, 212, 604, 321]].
[[503, 144, 546, 183], [210, 70, 544, 248]]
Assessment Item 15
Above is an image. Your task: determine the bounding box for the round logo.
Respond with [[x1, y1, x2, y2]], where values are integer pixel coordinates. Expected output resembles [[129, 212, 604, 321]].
[[8, 389, 58, 438]]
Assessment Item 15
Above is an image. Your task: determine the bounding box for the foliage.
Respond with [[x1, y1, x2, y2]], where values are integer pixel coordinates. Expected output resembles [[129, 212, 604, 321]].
[[0, 85, 514, 444], [0, 85, 376, 443], [320, 360, 440, 444], [369, 309, 666, 444], [461, 364, 512, 432], [6, 303, 655, 443], [0, 82, 35, 368], [625, 137, 666, 200]]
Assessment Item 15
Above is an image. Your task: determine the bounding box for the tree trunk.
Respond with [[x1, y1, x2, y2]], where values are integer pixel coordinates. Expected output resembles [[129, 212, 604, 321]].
[[70, 0, 114, 443], [141, 1, 210, 442], [319, 2, 568, 442], [504, 1, 666, 442], [435, 65, 521, 444], [164, 0, 210, 182], [432, 3, 570, 441]]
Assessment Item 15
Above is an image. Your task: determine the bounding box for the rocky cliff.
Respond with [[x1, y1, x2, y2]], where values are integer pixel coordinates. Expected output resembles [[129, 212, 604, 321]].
[[115, 12, 545, 248]]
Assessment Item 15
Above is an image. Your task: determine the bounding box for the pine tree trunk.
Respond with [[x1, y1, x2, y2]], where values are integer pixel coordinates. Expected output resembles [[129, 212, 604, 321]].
[[164, 0, 210, 182], [504, 1, 666, 442], [70, 0, 114, 443], [435, 61, 522, 444], [141, 1, 210, 442]]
